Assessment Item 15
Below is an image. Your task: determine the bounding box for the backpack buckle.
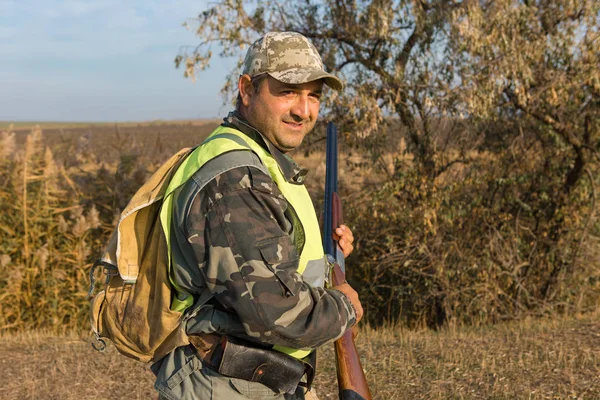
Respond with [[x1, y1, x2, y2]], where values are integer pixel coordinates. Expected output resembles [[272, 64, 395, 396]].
[[87, 259, 119, 299], [103, 265, 119, 284]]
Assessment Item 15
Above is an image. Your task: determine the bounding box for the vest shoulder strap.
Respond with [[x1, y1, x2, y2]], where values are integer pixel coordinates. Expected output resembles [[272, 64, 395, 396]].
[[189, 149, 268, 190]]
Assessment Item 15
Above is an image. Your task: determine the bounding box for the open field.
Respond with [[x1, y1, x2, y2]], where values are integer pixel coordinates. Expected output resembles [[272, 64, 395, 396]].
[[1, 314, 599, 400]]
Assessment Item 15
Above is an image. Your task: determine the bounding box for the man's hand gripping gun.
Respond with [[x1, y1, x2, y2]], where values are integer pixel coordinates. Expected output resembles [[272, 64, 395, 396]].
[[323, 122, 373, 400]]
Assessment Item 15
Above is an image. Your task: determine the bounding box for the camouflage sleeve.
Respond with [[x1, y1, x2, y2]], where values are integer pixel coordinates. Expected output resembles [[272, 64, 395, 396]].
[[185, 165, 356, 350]]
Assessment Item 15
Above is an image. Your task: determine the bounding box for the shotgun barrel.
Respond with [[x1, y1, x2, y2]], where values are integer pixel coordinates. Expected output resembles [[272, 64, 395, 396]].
[[323, 122, 373, 400]]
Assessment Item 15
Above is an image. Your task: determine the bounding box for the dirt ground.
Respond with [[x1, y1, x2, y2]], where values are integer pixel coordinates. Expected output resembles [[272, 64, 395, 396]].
[[1, 314, 599, 399]]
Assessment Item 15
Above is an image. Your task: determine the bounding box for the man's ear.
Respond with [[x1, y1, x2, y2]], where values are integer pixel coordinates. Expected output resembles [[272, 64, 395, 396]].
[[238, 74, 254, 107]]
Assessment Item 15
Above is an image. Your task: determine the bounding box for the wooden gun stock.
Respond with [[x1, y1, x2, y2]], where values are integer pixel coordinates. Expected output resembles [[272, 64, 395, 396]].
[[331, 264, 373, 400]]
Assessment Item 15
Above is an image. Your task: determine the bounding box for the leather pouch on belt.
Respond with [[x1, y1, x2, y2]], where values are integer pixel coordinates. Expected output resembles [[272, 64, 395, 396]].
[[217, 337, 305, 394]]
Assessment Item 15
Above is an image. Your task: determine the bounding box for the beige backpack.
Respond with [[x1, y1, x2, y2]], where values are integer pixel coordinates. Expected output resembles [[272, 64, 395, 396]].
[[89, 133, 262, 363], [88, 147, 202, 363]]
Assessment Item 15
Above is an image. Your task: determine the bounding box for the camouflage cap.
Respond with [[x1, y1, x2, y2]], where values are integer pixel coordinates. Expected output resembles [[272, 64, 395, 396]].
[[242, 32, 343, 91]]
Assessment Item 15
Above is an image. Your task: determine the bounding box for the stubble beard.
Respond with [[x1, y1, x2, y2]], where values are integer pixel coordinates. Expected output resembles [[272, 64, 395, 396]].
[[253, 113, 316, 153]]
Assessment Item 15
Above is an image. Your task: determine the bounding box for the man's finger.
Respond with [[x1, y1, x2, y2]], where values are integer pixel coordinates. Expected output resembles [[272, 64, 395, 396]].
[[338, 225, 353, 242]]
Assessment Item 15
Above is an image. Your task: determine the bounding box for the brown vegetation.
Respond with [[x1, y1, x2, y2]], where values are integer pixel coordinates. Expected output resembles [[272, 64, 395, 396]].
[[0, 122, 219, 333], [0, 117, 598, 333]]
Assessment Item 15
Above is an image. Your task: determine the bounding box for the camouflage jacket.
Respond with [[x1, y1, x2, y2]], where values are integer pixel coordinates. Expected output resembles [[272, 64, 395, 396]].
[[168, 112, 356, 351]]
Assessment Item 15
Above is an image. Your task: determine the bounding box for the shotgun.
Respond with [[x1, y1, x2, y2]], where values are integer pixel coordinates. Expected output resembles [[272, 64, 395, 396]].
[[323, 122, 373, 400]]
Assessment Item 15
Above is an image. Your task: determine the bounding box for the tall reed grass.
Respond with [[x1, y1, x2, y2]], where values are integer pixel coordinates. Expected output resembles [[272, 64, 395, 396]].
[[0, 126, 104, 332], [0, 122, 217, 332]]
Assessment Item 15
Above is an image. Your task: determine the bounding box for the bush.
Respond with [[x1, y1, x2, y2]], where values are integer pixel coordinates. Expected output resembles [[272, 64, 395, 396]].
[[346, 119, 600, 328]]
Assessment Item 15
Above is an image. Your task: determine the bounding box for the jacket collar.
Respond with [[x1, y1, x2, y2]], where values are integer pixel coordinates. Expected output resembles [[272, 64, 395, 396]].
[[222, 111, 309, 185]]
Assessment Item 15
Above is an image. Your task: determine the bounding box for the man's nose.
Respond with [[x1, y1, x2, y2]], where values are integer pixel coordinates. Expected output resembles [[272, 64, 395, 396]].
[[290, 95, 310, 121]]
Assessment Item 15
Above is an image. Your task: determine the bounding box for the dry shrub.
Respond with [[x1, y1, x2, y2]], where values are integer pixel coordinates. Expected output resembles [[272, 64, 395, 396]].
[[0, 122, 217, 332], [346, 118, 600, 328], [0, 126, 165, 332], [0, 126, 106, 331]]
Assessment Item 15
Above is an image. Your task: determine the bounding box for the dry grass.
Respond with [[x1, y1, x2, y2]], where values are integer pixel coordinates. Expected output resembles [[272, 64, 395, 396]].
[[0, 330, 155, 399], [315, 314, 600, 399], [1, 314, 599, 399]]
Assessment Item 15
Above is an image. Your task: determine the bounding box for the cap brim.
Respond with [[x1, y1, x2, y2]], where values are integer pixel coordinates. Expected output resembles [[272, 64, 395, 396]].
[[268, 68, 344, 91]]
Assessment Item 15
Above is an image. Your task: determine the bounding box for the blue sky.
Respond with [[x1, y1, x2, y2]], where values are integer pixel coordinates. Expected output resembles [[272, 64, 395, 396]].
[[0, 0, 239, 122]]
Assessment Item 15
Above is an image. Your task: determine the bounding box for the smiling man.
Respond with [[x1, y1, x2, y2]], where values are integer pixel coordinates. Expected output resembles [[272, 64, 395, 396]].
[[152, 32, 363, 400], [239, 77, 322, 152]]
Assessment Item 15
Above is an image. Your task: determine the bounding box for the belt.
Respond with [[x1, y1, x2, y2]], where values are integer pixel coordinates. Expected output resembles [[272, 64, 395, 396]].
[[188, 332, 223, 369], [188, 333, 314, 394]]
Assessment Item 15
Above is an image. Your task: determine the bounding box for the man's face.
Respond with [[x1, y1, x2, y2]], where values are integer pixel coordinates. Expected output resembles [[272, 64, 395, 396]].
[[240, 75, 323, 153]]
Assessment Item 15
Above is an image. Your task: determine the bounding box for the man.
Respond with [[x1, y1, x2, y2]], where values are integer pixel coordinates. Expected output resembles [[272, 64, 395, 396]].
[[153, 31, 363, 400]]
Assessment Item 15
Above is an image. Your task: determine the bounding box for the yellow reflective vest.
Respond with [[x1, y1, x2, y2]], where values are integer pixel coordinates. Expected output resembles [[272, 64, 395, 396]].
[[160, 126, 325, 359]]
